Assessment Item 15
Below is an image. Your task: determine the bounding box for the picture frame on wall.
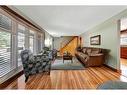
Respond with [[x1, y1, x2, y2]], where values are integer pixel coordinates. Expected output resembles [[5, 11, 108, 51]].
[[90, 35, 101, 45]]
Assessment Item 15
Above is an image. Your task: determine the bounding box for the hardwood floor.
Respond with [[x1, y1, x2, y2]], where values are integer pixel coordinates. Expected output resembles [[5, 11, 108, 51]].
[[121, 58, 127, 66], [121, 58, 127, 77], [4, 66, 127, 89]]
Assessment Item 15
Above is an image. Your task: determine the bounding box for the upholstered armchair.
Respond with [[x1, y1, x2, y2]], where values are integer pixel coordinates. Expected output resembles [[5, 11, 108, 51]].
[[20, 49, 51, 82], [40, 47, 56, 60], [52, 49, 57, 59]]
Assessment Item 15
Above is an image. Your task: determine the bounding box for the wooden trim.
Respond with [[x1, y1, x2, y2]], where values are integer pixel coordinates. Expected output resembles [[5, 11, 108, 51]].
[[103, 64, 121, 73], [0, 6, 44, 33], [79, 37, 82, 47], [0, 70, 23, 89]]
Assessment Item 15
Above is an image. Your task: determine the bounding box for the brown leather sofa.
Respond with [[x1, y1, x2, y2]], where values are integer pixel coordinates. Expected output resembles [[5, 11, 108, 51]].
[[75, 47, 109, 67]]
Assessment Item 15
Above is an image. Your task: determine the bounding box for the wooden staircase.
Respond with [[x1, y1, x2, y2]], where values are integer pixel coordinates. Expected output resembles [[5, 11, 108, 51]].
[[60, 36, 79, 56]]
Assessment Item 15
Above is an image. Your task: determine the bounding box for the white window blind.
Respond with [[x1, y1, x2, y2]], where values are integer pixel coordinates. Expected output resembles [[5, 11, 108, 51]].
[[38, 33, 42, 52], [17, 24, 25, 66], [0, 13, 12, 77], [0, 11, 45, 79], [29, 30, 35, 53], [0, 31, 11, 77]]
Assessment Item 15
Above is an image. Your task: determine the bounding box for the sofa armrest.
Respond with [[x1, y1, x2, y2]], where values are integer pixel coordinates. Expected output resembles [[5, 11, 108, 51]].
[[85, 53, 104, 67]]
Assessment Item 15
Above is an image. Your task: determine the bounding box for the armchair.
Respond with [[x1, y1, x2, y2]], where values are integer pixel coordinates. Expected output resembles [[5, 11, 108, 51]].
[[40, 47, 57, 60], [20, 49, 51, 82]]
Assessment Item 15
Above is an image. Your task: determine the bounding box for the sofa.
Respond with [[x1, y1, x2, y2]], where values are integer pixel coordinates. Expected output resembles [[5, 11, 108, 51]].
[[75, 47, 109, 67]]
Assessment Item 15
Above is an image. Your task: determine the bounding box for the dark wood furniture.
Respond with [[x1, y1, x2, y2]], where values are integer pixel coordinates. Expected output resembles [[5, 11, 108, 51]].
[[121, 47, 127, 59], [63, 53, 73, 63]]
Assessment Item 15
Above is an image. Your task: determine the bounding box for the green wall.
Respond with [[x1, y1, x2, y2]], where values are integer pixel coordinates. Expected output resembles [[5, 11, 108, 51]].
[[81, 9, 127, 70]]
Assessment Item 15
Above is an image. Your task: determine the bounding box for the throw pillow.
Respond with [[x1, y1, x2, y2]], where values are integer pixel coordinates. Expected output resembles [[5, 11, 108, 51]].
[[82, 48, 86, 54]]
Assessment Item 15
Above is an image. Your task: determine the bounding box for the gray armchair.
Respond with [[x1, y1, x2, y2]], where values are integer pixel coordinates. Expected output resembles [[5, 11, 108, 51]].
[[40, 47, 54, 60], [20, 49, 51, 82]]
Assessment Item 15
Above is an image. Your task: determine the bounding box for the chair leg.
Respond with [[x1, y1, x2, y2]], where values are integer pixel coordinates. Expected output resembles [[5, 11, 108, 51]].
[[48, 62, 51, 75], [25, 76, 29, 83], [48, 71, 50, 75]]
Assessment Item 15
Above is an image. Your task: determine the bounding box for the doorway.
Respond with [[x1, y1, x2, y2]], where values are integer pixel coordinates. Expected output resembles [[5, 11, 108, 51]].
[[120, 18, 127, 77]]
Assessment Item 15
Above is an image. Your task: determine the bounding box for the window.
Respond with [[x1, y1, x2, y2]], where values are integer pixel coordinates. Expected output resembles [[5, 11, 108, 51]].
[[0, 13, 12, 77], [120, 18, 127, 45], [41, 34, 44, 48], [38, 39, 41, 52], [37, 33, 42, 53], [121, 37, 127, 45], [17, 24, 26, 66], [0, 10, 45, 82], [121, 18, 127, 31], [0, 31, 11, 77], [121, 33, 127, 45], [29, 30, 35, 53]]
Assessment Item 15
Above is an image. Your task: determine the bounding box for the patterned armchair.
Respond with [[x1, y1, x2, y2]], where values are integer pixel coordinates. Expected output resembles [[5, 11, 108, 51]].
[[20, 49, 51, 82], [40, 47, 53, 60]]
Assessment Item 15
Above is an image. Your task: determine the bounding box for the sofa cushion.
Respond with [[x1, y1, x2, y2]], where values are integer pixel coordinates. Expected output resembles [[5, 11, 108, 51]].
[[82, 48, 87, 54], [77, 52, 88, 59], [86, 49, 91, 55]]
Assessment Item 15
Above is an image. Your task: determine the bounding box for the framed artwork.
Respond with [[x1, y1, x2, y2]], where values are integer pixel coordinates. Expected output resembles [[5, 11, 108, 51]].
[[90, 35, 101, 45]]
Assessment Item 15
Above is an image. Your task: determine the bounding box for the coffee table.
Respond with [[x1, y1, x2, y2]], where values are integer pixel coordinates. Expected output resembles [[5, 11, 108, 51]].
[[63, 54, 73, 63]]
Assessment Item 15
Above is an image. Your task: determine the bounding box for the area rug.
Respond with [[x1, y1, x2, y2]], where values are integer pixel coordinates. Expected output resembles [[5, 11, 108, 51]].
[[97, 80, 127, 89], [51, 57, 85, 70]]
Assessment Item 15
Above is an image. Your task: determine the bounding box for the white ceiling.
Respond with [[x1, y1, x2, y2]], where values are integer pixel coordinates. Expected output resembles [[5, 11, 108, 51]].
[[13, 6, 127, 37]]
